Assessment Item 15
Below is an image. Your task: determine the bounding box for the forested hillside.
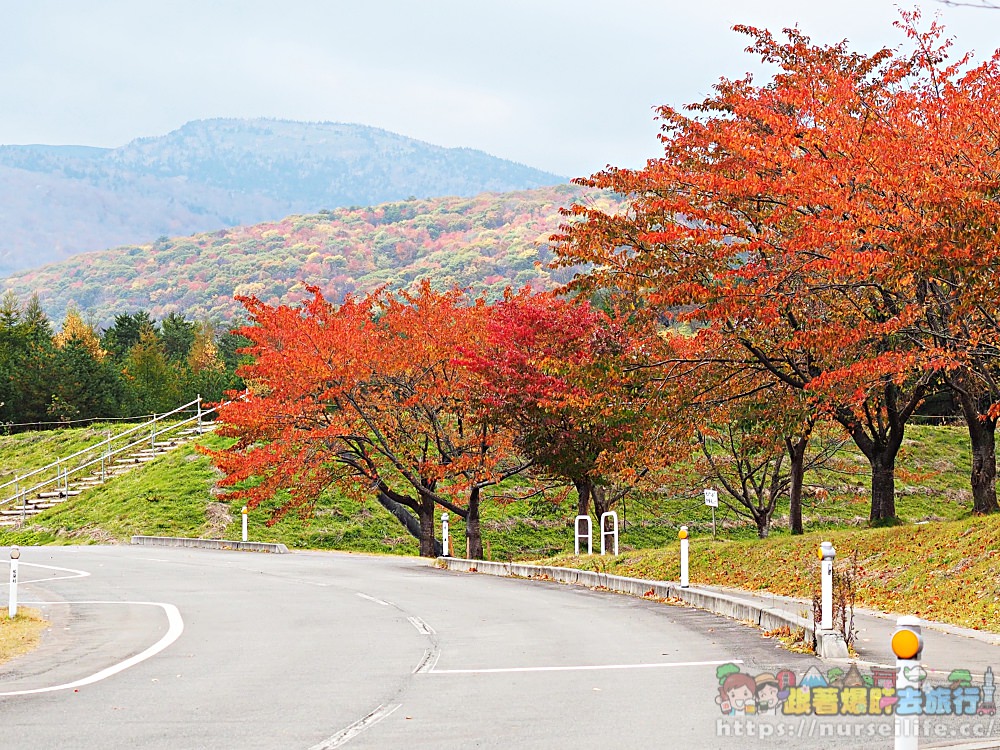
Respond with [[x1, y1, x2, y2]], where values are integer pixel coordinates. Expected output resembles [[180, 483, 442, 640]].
[[0, 118, 565, 275], [3, 185, 610, 326]]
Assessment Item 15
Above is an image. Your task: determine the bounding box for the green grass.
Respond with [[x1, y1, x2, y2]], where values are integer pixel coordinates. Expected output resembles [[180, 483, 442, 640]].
[[0, 420, 986, 566], [538, 512, 1000, 631]]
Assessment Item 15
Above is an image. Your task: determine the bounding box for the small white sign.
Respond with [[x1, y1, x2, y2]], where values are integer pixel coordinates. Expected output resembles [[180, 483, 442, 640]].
[[704, 489, 718, 508]]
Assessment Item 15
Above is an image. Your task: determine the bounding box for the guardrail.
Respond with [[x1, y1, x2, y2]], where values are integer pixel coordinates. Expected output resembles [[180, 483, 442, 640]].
[[0, 396, 221, 520]]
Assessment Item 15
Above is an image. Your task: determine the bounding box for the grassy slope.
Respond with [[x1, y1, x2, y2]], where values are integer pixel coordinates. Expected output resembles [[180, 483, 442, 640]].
[[1, 421, 997, 633], [541, 513, 1000, 631]]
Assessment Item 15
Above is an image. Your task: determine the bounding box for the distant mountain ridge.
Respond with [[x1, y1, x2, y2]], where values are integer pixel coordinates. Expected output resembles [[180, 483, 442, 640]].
[[2, 185, 614, 328], [0, 119, 565, 275]]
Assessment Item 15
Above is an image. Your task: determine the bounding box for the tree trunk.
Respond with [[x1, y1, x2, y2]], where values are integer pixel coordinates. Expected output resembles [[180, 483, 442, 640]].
[[375, 490, 423, 540], [756, 515, 770, 539], [466, 486, 485, 560], [417, 497, 440, 558], [870, 455, 896, 523], [376, 490, 442, 556], [969, 420, 999, 514], [574, 477, 592, 517], [591, 484, 615, 520], [957, 389, 1000, 514], [785, 435, 807, 535]]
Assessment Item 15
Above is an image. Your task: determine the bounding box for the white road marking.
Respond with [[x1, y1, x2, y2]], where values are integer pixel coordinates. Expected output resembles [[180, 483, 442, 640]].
[[307, 703, 402, 749], [406, 616, 435, 635], [0, 601, 184, 696], [355, 593, 391, 606], [427, 658, 743, 675], [412, 647, 441, 674], [0, 560, 90, 584]]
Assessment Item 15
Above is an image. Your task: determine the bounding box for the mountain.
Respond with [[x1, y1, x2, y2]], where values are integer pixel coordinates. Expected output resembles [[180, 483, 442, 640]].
[[2, 185, 614, 327], [0, 119, 565, 276]]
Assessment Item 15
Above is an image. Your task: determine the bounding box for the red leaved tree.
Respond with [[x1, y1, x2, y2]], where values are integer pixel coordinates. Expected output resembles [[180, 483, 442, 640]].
[[462, 289, 664, 524], [209, 282, 526, 558]]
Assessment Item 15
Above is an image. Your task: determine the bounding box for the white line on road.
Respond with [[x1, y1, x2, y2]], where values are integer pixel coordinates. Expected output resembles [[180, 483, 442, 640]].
[[355, 593, 391, 606], [307, 703, 402, 749], [0, 560, 90, 584], [406, 616, 436, 635], [412, 647, 441, 674], [0, 601, 185, 696], [427, 658, 743, 675]]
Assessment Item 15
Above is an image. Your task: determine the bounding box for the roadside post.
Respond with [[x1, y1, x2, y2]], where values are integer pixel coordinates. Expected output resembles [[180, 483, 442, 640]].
[[891, 616, 924, 750], [818, 541, 835, 630], [599, 511, 618, 556], [441, 512, 450, 557], [241, 506, 248, 543], [703, 489, 718, 539], [8, 546, 20, 618], [679, 526, 689, 588], [574, 515, 592, 556]]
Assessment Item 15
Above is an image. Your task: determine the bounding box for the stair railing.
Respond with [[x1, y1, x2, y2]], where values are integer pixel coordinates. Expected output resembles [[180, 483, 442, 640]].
[[0, 397, 222, 513]]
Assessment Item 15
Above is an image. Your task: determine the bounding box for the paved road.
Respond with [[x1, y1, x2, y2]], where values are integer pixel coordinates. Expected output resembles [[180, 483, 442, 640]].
[[0, 546, 985, 749]]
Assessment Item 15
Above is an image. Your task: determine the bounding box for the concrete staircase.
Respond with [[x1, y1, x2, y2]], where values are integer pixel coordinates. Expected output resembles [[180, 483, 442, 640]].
[[0, 421, 216, 528]]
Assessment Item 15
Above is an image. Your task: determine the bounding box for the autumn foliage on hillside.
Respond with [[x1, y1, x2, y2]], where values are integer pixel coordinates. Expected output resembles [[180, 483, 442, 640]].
[[6, 185, 616, 328]]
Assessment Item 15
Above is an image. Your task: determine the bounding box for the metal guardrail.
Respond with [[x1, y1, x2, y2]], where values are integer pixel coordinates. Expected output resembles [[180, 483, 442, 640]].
[[0, 396, 221, 518]]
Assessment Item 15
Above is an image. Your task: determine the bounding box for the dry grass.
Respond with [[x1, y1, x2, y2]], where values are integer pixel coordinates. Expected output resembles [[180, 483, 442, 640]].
[[0, 607, 48, 665]]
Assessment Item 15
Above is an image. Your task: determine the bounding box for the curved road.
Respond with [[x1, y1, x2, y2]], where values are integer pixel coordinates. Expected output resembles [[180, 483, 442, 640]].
[[0, 546, 892, 749]]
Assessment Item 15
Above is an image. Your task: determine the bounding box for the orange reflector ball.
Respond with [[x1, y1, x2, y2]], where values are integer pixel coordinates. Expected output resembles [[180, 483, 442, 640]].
[[891, 628, 921, 660]]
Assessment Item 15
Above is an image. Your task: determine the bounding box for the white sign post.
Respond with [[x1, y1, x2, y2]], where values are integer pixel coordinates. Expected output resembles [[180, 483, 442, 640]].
[[8, 546, 20, 618], [241, 506, 248, 543], [891, 616, 924, 750], [574, 515, 593, 556], [704, 489, 718, 539], [599, 511, 618, 556], [441, 512, 450, 557], [818, 541, 836, 631]]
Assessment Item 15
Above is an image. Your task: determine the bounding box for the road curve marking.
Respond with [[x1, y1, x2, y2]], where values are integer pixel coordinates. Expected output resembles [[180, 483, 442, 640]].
[[307, 703, 402, 749], [427, 658, 743, 675], [0, 560, 90, 584], [406, 616, 435, 635], [355, 593, 391, 606], [0, 601, 184, 696]]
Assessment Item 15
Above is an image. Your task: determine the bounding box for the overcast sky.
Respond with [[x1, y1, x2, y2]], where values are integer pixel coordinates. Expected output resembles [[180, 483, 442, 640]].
[[3, 1, 999, 178]]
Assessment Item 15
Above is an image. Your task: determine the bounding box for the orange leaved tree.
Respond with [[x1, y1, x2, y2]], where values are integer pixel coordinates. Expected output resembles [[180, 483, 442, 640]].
[[554, 16, 1000, 521], [209, 282, 526, 558]]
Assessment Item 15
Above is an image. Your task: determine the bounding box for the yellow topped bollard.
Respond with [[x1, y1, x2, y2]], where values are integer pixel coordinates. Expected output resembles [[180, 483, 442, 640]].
[[679, 526, 689, 589]]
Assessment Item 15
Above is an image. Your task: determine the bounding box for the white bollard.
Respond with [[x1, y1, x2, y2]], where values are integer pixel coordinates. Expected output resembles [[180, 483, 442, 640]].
[[8, 546, 20, 618], [441, 512, 450, 557], [679, 526, 689, 588], [892, 616, 924, 750], [818, 541, 836, 630], [241, 506, 248, 542], [574, 515, 593, 555], [599, 511, 619, 555]]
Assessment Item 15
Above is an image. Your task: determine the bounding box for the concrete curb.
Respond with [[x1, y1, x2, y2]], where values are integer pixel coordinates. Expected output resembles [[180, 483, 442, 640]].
[[437, 557, 820, 650], [130, 535, 289, 554]]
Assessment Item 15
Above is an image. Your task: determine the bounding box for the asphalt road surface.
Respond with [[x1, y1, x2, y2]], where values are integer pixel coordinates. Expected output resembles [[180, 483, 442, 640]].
[[0, 546, 928, 749]]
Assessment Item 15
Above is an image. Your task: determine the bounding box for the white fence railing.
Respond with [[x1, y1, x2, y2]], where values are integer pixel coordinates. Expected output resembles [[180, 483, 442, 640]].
[[0, 397, 220, 518]]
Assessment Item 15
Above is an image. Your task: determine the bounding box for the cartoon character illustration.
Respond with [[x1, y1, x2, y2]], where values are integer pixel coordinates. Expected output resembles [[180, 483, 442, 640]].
[[755, 673, 783, 715], [717, 672, 758, 715]]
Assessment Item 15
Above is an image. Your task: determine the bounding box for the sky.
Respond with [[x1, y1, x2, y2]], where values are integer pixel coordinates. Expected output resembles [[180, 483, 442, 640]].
[[3, 1, 1000, 179]]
